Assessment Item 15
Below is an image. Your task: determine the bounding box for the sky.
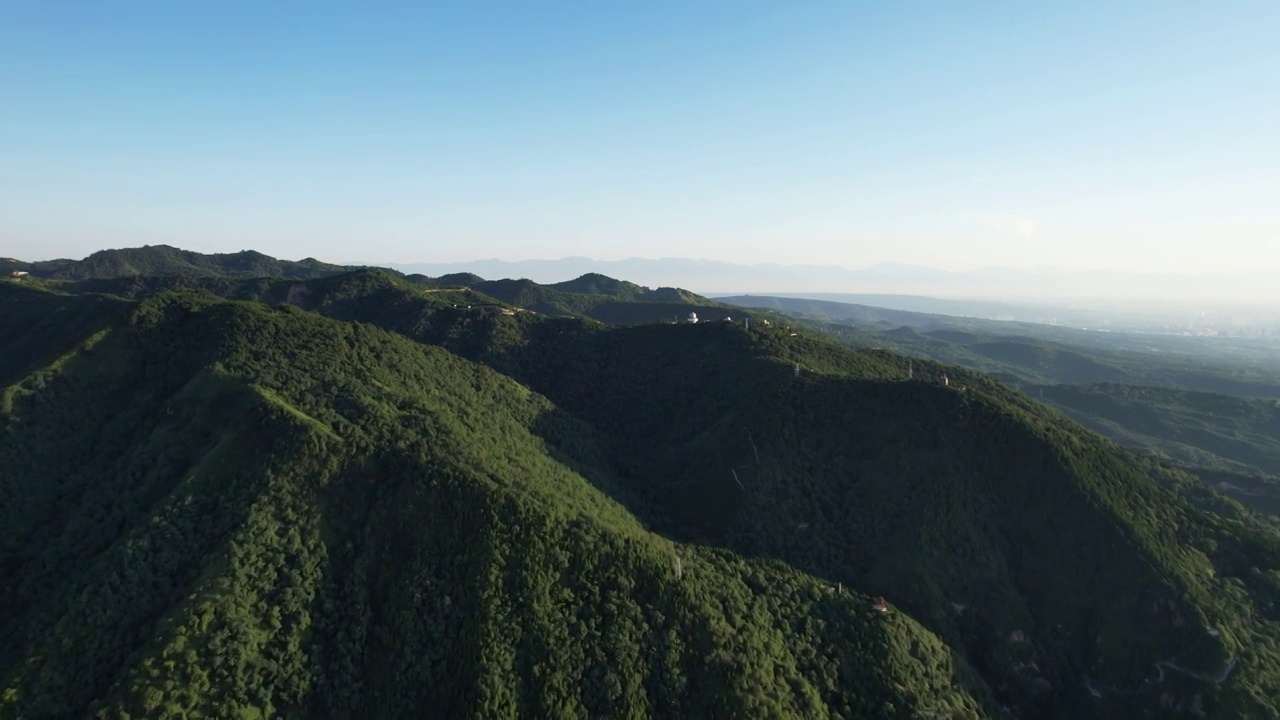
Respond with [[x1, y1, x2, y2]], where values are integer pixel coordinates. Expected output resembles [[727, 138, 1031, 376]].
[[2, 1, 1278, 275]]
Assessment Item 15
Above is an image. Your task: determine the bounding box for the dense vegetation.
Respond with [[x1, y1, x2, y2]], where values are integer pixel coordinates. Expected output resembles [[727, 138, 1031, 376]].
[[1036, 385, 1280, 476], [0, 286, 988, 719], [3, 252, 1280, 717]]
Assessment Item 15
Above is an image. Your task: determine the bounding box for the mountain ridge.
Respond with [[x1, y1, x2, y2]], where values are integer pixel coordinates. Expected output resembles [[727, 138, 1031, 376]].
[[4, 245, 354, 281], [379, 256, 1280, 304], [3, 251, 1280, 717]]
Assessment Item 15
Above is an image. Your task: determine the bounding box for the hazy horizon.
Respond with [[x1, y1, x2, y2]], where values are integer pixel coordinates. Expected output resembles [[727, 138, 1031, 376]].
[[21, 244, 1280, 278], [387, 256, 1280, 304], [11, 243, 1279, 305], [4, 2, 1278, 283]]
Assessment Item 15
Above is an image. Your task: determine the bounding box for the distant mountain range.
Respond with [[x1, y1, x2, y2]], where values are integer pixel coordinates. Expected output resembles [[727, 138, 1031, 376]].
[[384, 257, 1279, 306], [12, 246, 1275, 331], [3, 245, 349, 281], [11, 247, 1274, 305]]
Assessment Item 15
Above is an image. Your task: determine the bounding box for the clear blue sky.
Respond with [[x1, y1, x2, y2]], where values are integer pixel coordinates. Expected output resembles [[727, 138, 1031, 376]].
[[2, 1, 1277, 273]]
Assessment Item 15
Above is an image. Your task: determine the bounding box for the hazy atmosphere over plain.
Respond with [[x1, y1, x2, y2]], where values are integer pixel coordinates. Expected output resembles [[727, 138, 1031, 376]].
[[3, 1, 1277, 283]]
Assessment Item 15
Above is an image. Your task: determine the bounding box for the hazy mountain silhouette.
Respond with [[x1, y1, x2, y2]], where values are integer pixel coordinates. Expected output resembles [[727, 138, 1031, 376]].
[[384, 257, 1278, 305]]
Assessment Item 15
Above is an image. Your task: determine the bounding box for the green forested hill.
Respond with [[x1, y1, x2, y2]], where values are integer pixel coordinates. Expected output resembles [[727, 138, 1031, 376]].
[[464, 276, 724, 324], [2, 277, 1280, 718], [476, 323, 1280, 717], [6, 245, 352, 281], [0, 287, 987, 719], [29, 257, 738, 327]]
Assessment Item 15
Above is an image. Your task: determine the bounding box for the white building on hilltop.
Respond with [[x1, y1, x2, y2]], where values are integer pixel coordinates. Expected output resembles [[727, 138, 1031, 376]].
[[687, 312, 699, 324]]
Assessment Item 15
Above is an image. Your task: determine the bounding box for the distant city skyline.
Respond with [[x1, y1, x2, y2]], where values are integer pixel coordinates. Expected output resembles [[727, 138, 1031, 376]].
[[3, 2, 1278, 278]]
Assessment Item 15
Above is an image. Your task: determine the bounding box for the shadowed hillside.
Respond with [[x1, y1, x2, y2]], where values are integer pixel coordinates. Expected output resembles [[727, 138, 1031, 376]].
[[1037, 385, 1280, 476], [720, 294, 1280, 523], [1035, 384, 1280, 517]]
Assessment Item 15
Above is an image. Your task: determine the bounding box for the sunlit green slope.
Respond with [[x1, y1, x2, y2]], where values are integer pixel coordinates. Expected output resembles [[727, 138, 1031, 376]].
[[0, 289, 988, 719]]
